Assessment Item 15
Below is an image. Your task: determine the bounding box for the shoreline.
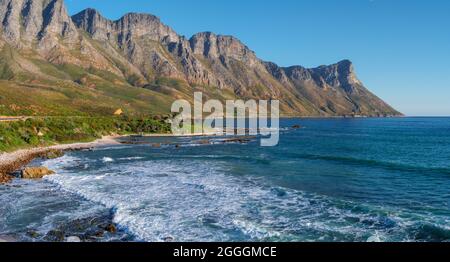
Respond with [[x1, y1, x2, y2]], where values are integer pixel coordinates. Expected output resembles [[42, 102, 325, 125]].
[[0, 132, 220, 183], [0, 136, 122, 184]]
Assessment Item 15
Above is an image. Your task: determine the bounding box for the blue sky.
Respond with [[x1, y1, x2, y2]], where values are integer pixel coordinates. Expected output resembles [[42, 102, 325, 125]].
[[65, 0, 450, 116]]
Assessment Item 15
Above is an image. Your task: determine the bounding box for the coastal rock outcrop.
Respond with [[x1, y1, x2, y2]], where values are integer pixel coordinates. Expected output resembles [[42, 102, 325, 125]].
[[21, 166, 55, 179]]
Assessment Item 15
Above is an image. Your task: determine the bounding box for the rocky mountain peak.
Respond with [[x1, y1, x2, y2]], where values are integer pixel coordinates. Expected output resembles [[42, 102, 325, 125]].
[[189, 32, 257, 63], [71, 8, 114, 41], [119, 12, 160, 25], [311, 59, 361, 92], [71, 8, 104, 27], [0, 0, 78, 47], [72, 8, 179, 44], [0, 0, 401, 117]]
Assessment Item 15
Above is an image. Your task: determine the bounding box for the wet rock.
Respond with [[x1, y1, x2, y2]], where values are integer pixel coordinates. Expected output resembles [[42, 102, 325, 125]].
[[163, 236, 175, 242], [152, 143, 161, 148], [26, 230, 40, 239], [221, 137, 254, 144], [38, 214, 130, 242], [94, 231, 104, 238], [104, 224, 117, 234], [8, 169, 22, 178], [292, 125, 302, 129], [45, 230, 65, 242], [21, 167, 55, 179]]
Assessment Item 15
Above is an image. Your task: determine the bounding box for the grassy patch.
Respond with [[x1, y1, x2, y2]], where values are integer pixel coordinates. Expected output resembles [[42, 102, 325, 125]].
[[0, 116, 171, 152]]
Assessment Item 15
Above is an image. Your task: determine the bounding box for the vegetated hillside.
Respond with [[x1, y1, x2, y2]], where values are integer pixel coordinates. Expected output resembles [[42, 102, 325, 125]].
[[0, 0, 401, 117], [0, 116, 171, 152]]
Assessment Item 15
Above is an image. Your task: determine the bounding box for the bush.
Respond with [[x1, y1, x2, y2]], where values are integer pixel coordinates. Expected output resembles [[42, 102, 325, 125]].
[[0, 116, 171, 152]]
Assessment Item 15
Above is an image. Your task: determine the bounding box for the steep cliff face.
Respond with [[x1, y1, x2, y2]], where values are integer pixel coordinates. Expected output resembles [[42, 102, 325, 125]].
[[0, 0, 78, 47], [264, 60, 399, 116], [0, 0, 402, 117], [0, 0, 127, 76], [189, 32, 284, 97]]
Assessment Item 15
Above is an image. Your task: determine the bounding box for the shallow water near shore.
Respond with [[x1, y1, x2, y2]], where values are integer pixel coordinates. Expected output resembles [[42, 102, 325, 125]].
[[1, 118, 450, 242]]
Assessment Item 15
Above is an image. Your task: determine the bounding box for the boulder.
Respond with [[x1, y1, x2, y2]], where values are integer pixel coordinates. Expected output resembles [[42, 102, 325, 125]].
[[21, 167, 55, 179]]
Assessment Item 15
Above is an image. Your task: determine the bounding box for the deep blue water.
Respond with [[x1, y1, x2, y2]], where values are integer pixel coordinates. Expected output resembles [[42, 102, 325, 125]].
[[1, 118, 450, 242]]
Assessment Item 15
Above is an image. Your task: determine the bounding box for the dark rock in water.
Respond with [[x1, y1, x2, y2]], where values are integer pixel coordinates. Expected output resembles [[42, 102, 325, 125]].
[[175, 144, 181, 148], [221, 137, 255, 144], [104, 224, 117, 233], [8, 169, 22, 178], [21, 167, 55, 179], [271, 188, 287, 197], [163, 236, 175, 242], [26, 230, 40, 239], [42, 215, 122, 242], [45, 230, 65, 242], [292, 125, 302, 129], [94, 231, 104, 238], [5, 184, 22, 188]]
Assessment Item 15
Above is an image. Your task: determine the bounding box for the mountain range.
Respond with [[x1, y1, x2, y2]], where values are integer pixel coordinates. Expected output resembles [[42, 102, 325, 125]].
[[0, 0, 401, 117]]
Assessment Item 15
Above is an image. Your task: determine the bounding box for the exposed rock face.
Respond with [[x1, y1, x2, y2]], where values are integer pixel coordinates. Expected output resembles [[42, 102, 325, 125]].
[[72, 8, 185, 81], [0, 0, 402, 117], [266, 60, 399, 116], [21, 166, 55, 179], [0, 0, 78, 48]]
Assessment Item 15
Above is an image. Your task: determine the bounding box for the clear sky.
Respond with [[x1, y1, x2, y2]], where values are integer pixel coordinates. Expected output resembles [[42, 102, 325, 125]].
[[65, 0, 450, 116]]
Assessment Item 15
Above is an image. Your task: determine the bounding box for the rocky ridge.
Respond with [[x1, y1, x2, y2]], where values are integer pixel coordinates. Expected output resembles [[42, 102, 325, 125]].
[[0, 0, 401, 116]]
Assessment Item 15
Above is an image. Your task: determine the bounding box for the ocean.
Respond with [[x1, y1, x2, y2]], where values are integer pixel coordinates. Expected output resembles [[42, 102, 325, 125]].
[[1, 118, 450, 242]]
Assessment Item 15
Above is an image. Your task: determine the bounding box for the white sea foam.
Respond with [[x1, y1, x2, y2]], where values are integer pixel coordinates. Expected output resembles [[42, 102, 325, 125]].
[[102, 157, 114, 163], [118, 157, 145, 161], [42, 152, 446, 242]]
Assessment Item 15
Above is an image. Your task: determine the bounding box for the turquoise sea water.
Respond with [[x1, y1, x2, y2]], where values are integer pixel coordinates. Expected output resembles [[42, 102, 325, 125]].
[[1, 118, 450, 242]]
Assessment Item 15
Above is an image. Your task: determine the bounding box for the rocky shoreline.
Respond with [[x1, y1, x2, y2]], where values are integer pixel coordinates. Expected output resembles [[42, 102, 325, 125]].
[[0, 136, 120, 184], [0, 136, 133, 242]]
